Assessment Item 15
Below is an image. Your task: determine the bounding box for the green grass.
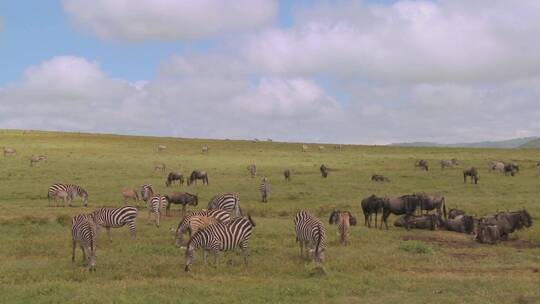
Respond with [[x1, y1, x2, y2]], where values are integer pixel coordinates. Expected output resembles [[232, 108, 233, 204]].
[[1, 129, 539, 303]]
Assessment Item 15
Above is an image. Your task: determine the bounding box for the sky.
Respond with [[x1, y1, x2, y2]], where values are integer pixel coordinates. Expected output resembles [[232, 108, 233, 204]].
[[1, 0, 540, 144]]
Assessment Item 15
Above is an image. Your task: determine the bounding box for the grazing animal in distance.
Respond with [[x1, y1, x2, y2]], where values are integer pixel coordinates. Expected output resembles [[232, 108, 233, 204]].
[[415, 160, 429, 171], [147, 194, 168, 227], [329, 211, 355, 246], [394, 214, 441, 230], [488, 161, 505, 173], [463, 167, 479, 184], [49, 189, 71, 207], [334, 144, 343, 151], [166, 172, 184, 187], [154, 163, 166, 171], [122, 188, 139, 204], [157, 144, 167, 152], [440, 159, 458, 169], [318, 146, 325, 152], [140, 184, 154, 203], [3, 147, 16, 156], [201, 145, 209, 154], [361, 194, 384, 228], [208, 193, 242, 217], [90, 206, 138, 241], [48, 184, 88, 207], [259, 177, 269, 203], [247, 164, 257, 178], [320, 164, 329, 178], [184, 216, 256, 271], [174, 209, 231, 247], [30, 155, 47, 166], [164, 192, 198, 216], [371, 174, 390, 182], [71, 214, 97, 271], [294, 210, 326, 263], [302, 144, 308, 152], [283, 169, 291, 181], [380, 195, 421, 229], [447, 208, 466, 219], [503, 163, 519, 176], [187, 170, 209, 186]]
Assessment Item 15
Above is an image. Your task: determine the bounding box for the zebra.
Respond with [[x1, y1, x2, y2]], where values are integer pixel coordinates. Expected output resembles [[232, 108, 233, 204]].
[[30, 154, 47, 166], [294, 210, 327, 263], [259, 177, 269, 203], [174, 209, 232, 247], [247, 164, 257, 178], [207, 193, 242, 217], [48, 183, 88, 206], [157, 144, 167, 152], [49, 189, 71, 207], [184, 215, 256, 271], [148, 194, 168, 227], [90, 206, 138, 241], [3, 147, 16, 156], [140, 184, 154, 203], [71, 214, 97, 271], [329, 211, 354, 246], [202, 145, 209, 154]]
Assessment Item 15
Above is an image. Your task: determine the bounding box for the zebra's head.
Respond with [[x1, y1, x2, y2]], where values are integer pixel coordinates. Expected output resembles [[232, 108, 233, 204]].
[[88, 249, 96, 272], [80, 189, 89, 206], [184, 243, 195, 272]]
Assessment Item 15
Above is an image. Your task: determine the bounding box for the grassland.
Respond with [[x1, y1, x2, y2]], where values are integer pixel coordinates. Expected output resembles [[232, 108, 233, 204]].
[[1, 129, 539, 304]]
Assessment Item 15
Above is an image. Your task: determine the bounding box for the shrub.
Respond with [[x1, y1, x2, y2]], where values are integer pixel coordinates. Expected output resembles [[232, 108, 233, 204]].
[[399, 241, 433, 254]]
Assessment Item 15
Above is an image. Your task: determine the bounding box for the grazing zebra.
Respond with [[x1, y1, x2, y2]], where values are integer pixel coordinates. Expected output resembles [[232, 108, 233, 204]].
[[284, 169, 291, 181], [3, 147, 16, 156], [148, 194, 168, 227], [329, 211, 354, 246], [294, 210, 327, 263], [259, 177, 269, 203], [30, 154, 47, 166], [184, 216, 256, 271], [440, 159, 458, 169], [175, 209, 232, 247], [49, 189, 71, 207], [90, 206, 138, 241], [140, 184, 154, 202], [208, 193, 242, 217], [202, 145, 209, 154], [302, 144, 308, 152], [154, 163, 166, 171], [318, 145, 325, 152], [71, 214, 97, 271], [247, 164, 257, 178], [157, 144, 167, 152], [48, 183, 88, 206]]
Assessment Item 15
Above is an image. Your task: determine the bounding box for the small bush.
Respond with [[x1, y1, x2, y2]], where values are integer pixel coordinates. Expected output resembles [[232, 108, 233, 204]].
[[399, 241, 433, 254]]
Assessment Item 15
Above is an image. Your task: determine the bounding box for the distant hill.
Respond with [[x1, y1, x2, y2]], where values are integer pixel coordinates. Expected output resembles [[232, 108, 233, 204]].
[[391, 137, 539, 149]]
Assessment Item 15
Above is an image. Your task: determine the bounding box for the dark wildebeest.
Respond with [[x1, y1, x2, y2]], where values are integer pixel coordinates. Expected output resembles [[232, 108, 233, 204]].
[[380, 194, 420, 229], [475, 223, 500, 244], [440, 158, 458, 169], [415, 192, 447, 219], [447, 208, 466, 220], [187, 170, 208, 186], [164, 192, 198, 216], [442, 215, 475, 234], [371, 174, 390, 182], [480, 210, 532, 240], [415, 160, 429, 171], [165, 172, 184, 187], [463, 167, 479, 184], [361, 194, 384, 228], [394, 214, 442, 230], [320, 164, 328, 178], [503, 163, 519, 176], [283, 169, 291, 181]]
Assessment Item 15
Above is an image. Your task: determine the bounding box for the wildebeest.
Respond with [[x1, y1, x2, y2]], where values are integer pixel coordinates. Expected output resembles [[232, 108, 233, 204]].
[[371, 174, 389, 182], [415, 192, 447, 219], [302, 144, 308, 152], [480, 210, 532, 240], [380, 194, 420, 229], [463, 167, 479, 184], [121, 188, 139, 204], [488, 161, 505, 173], [283, 169, 291, 181], [30, 154, 47, 166], [247, 164, 257, 178], [164, 192, 198, 216], [415, 160, 429, 171], [165, 172, 184, 187], [442, 214, 475, 234], [503, 163, 519, 176], [3, 147, 16, 156], [440, 158, 458, 169], [475, 223, 500, 244], [447, 208, 466, 219], [394, 214, 441, 230], [157, 144, 167, 152], [187, 170, 209, 186], [361, 195, 384, 228], [201, 145, 209, 154], [320, 164, 328, 178], [154, 163, 166, 171]]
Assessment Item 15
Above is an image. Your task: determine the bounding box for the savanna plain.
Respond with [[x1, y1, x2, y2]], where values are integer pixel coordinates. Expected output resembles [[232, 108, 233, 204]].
[[1, 130, 539, 304]]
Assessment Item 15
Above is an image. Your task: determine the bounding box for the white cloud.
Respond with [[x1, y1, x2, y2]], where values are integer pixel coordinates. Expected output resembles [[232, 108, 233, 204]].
[[62, 0, 278, 41]]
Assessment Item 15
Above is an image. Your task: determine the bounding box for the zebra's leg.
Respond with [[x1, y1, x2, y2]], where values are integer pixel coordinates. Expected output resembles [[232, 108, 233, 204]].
[[213, 250, 218, 266], [72, 241, 76, 262], [241, 246, 249, 266], [156, 211, 160, 228], [128, 221, 136, 239], [81, 246, 86, 264], [203, 249, 208, 265], [106, 227, 112, 242]]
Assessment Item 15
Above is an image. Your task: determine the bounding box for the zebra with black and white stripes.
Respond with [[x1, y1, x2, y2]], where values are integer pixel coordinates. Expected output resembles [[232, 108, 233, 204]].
[[140, 184, 154, 202], [184, 215, 256, 271], [175, 209, 232, 247], [71, 214, 97, 271], [294, 210, 327, 263], [48, 183, 88, 206], [148, 194, 168, 227], [259, 177, 269, 203], [207, 193, 242, 217], [90, 206, 138, 241]]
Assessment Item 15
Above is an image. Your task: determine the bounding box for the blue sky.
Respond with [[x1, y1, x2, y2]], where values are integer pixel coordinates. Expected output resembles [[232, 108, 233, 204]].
[[1, 1, 539, 144]]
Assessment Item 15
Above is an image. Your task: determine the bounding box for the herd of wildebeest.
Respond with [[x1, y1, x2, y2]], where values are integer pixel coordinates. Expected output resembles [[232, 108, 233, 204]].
[[2, 143, 538, 271]]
